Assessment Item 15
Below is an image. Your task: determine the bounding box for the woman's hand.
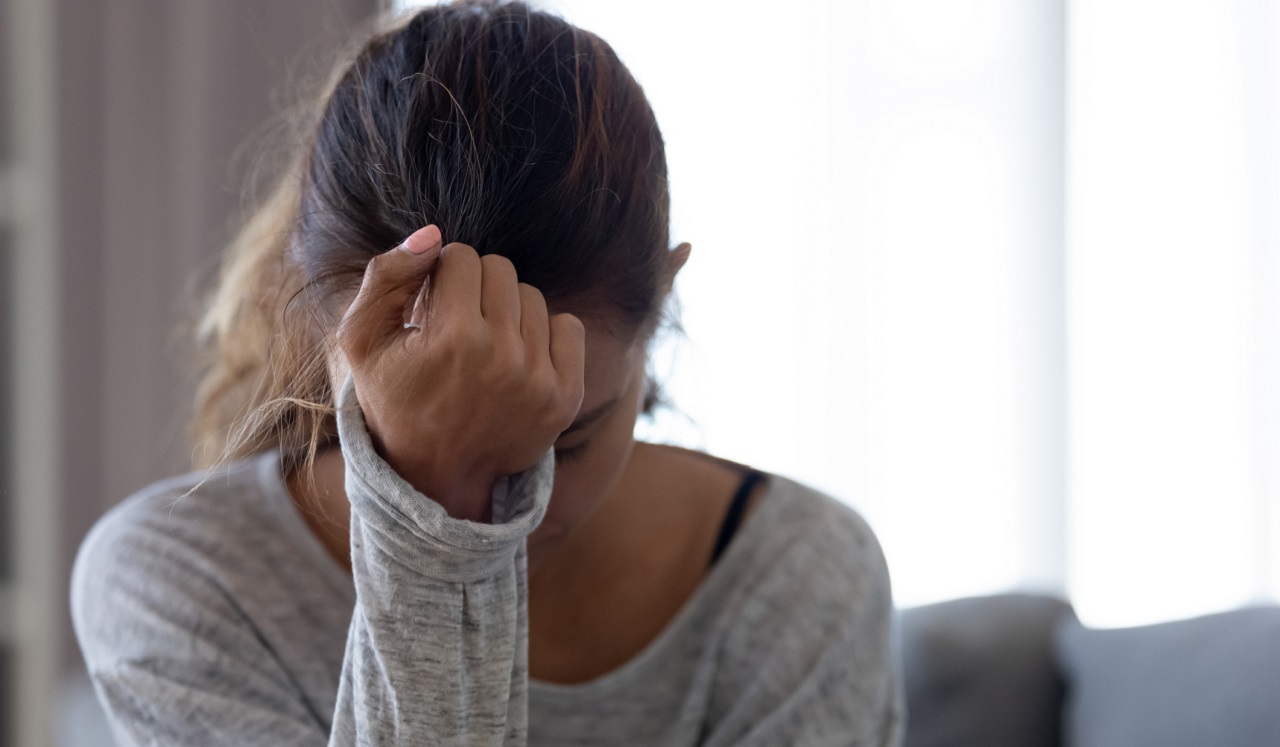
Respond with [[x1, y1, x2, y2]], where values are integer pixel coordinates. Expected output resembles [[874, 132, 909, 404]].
[[336, 225, 585, 523]]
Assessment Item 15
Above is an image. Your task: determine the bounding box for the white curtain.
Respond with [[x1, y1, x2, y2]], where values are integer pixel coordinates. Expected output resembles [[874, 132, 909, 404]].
[[1067, 0, 1280, 626], [405, 0, 1280, 628]]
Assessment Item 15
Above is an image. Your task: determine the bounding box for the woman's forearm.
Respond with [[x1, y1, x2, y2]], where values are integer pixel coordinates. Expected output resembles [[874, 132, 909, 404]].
[[328, 369, 554, 745]]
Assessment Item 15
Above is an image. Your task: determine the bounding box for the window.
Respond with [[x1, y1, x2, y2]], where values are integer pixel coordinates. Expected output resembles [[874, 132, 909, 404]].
[[397, 0, 1280, 627]]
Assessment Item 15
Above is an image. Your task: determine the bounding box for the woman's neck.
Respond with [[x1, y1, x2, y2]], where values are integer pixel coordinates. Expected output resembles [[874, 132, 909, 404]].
[[284, 446, 353, 575], [283, 445, 580, 577]]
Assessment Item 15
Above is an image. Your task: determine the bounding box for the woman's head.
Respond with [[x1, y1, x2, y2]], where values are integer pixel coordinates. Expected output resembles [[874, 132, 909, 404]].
[[190, 1, 686, 510], [299, 1, 673, 336]]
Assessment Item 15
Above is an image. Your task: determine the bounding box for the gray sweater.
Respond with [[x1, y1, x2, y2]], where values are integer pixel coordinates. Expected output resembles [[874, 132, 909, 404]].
[[71, 372, 904, 745]]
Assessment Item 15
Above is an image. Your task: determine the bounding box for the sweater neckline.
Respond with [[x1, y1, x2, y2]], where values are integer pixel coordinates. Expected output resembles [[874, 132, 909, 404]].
[[253, 444, 789, 700], [527, 468, 787, 699]]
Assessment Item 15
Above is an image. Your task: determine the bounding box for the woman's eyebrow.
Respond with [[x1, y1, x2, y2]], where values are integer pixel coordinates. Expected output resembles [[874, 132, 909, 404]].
[[560, 393, 623, 436]]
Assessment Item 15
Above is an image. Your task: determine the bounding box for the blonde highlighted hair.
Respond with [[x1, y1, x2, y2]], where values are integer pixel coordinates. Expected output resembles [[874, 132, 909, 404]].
[[187, 161, 337, 476]]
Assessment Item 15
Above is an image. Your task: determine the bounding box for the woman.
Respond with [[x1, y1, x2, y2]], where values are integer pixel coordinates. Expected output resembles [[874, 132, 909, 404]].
[[71, 1, 904, 744]]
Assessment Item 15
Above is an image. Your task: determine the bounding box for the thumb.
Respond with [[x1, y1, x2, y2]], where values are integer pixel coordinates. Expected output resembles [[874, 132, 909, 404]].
[[337, 224, 443, 366]]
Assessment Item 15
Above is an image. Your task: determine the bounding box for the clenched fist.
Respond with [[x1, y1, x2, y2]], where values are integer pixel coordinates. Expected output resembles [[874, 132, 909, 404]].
[[336, 224, 586, 523]]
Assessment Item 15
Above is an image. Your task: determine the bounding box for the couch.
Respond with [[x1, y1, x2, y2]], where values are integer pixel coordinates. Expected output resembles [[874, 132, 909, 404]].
[[898, 593, 1280, 746], [61, 592, 1280, 745]]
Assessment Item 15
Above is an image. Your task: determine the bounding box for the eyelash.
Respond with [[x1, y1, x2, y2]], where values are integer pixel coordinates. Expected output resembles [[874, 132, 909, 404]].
[[554, 442, 589, 463]]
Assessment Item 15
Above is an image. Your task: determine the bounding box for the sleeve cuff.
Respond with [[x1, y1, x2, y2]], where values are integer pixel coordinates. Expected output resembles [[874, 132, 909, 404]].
[[335, 369, 555, 581]]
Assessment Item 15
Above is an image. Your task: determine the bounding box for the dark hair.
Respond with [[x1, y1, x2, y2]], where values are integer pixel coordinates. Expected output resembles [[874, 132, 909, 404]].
[[189, 0, 677, 475]]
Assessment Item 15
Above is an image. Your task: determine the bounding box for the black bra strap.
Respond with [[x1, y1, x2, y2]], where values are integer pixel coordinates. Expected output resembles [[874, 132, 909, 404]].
[[709, 469, 767, 567]]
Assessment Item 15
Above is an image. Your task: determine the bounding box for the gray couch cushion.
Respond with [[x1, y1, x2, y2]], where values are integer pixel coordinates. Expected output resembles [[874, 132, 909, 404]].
[[1056, 605, 1280, 747], [900, 593, 1074, 747]]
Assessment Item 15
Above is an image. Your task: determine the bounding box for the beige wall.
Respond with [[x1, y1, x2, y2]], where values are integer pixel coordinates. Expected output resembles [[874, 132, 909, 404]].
[[75, 0, 380, 554], [6, 0, 381, 743]]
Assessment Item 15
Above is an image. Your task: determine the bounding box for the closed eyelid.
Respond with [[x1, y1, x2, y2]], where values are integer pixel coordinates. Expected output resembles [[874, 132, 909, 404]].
[[553, 441, 589, 462], [559, 393, 623, 437]]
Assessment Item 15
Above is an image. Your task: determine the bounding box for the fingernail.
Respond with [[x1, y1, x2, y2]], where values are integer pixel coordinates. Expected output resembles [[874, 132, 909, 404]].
[[402, 224, 442, 255]]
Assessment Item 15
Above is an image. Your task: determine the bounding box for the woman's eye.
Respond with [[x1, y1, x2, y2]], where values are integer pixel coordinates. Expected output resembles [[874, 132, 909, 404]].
[[554, 443, 588, 463]]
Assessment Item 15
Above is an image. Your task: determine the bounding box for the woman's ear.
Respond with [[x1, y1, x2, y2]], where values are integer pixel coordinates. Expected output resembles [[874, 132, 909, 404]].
[[663, 242, 692, 296]]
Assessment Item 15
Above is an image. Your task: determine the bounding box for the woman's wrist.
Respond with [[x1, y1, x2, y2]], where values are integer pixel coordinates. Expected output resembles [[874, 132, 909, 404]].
[[377, 440, 500, 524]]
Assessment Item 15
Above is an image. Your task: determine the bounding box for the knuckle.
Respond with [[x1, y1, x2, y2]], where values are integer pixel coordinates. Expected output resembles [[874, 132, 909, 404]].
[[492, 351, 522, 384], [518, 282, 545, 304], [545, 390, 575, 430], [364, 251, 392, 276], [461, 323, 491, 356], [446, 242, 478, 261], [491, 324, 523, 353], [436, 319, 476, 354], [552, 312, 585, 336], [482, 325, 517, 360], [480, 253, 517, 277], [524, 340, 551, 371], [523, 334, 545, 366]]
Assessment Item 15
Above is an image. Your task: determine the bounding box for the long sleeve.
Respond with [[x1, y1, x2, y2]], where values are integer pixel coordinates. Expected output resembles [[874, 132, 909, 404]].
[[71, 369, 553, 746], [328, 370, 554, 745]]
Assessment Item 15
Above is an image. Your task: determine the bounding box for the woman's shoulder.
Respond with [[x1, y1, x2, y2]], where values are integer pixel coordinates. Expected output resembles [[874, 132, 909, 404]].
[[749, 471, 889, 586], [655, 443, 893, 626], [700, 466, 900, 734], [649, 443, 884, 568], [70, 451, 348, 737], [706, 466, 894, 646], [71, 450, 299, 663], [75, 450, 282, 574]]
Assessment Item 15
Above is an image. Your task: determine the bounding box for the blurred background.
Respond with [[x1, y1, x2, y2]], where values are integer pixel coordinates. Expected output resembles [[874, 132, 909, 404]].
[[3, 0, 1280, 744]]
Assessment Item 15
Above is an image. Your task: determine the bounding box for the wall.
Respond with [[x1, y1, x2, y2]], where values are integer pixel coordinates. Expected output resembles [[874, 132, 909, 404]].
[[3, 1, 381, 743]]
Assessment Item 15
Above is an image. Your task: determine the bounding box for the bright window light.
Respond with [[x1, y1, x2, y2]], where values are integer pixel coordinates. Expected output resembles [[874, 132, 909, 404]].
[[394, 0, 1280, 627]]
